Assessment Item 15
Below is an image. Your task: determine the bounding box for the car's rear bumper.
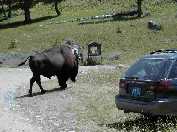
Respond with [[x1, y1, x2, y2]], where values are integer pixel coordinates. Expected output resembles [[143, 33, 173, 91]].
[[115, 95, 177, 116]]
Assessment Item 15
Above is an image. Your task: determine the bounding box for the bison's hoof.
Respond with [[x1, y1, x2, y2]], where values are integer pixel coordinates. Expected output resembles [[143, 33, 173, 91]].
[[41, 89, 47, 94]]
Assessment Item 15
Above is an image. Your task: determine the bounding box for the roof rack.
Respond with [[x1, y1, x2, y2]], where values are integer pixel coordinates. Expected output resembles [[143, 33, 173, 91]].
[[150, 49, 177, 54]]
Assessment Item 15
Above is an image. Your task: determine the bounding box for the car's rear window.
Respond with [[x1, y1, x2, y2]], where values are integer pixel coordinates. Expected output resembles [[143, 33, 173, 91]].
[[124, 58, 172, 81]]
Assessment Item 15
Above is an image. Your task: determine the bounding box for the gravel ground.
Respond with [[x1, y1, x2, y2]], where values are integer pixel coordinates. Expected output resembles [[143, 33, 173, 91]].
[[2, 65, 177, 132], [0, 65, 117, 132], [0, 68, 42, 132]]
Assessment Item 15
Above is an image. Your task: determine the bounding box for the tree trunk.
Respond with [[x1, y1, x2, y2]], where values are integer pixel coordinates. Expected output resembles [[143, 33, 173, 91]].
[[137, 0, 143, 17], [0, 0, 7, 17], [7, 0, 12, 18], [54, 0, 61, 16], [23, 0, 32, 23], [24, 8, 31, 23]]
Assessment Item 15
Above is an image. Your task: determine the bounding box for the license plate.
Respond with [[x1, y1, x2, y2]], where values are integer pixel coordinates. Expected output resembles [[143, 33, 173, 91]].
[[131, 87, 141, 97]]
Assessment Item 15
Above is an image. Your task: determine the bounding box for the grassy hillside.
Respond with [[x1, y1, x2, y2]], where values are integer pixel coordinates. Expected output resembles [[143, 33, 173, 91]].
[[0, 0, 177, 64]]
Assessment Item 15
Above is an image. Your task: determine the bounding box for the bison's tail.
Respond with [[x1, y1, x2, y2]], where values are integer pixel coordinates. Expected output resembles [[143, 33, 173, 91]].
[[18, 56, 30, 66]]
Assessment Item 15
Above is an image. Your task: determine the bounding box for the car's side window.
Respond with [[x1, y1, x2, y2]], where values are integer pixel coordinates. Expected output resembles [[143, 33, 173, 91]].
[[168, 61, 177, 79]]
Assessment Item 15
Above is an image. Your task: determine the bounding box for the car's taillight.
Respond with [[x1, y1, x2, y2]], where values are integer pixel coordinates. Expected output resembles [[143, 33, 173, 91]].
[[119, 79, 128, 95], [156, 80, 170, 92], [119, 79, 126, 88]]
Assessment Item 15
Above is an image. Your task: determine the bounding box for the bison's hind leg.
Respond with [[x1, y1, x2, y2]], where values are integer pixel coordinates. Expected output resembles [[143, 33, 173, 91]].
[[29, 76, 36, 97], [29, 75, 46, 97], [36, 76, 47, 94]]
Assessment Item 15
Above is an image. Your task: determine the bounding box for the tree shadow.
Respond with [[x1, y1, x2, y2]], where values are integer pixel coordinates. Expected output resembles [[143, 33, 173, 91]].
[[0, 15, 58, 29], [16, 86, 71, 99], [0, 17, 8, 22], [101, 115, 177, 131]]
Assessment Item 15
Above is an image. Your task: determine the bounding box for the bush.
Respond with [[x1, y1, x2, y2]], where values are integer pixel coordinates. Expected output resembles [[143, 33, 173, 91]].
[[8, 39, 17, 49]]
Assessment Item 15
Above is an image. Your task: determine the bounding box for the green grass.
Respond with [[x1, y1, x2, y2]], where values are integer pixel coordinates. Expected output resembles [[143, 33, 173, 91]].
[[70, 69, 125, 131], [46, 68, 138, 131], [0, 0, 177, 65]]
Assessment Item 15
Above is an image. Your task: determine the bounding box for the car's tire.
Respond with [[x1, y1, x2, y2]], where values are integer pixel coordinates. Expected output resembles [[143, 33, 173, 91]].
[[142, 113, 159, 120], [124, 110, 131, 113]]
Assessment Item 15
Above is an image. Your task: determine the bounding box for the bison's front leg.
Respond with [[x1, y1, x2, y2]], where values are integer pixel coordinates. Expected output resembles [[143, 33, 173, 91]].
[[57, 75, 67, 89], [36, 76, 47, 94]]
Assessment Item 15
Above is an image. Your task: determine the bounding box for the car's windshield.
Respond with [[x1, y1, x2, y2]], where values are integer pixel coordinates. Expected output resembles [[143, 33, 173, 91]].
[[124, 58, 172, 81]]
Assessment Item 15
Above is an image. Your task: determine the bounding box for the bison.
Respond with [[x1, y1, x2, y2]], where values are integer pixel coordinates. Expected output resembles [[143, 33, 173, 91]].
[[18, 44, 79, 96]]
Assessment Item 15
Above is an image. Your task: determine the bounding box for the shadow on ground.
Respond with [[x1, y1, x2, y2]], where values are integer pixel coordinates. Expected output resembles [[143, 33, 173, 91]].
[[0, 17, 8, 22], [16, 86, 71, 98], [0, 15, 57, 29], [102, 116, 177, 131]]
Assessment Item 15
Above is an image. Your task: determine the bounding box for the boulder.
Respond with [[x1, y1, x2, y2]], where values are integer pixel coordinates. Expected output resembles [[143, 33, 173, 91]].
[[148, 20, 161, 31], [108, 52, 121, 61]]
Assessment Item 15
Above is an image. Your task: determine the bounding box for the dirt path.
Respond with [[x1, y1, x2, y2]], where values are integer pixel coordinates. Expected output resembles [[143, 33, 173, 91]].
[[0, 68, 43, 132], [0, 65, 117, 132]]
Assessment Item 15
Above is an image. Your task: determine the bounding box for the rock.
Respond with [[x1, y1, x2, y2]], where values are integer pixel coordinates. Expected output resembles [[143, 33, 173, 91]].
[[117, 64, 129, 69], [148, 20, 161, 31], [108, 52, 121, 61]]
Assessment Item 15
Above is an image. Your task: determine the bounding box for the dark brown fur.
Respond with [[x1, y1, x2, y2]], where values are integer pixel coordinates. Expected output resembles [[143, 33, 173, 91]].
[[18, 45, 79, 96]]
